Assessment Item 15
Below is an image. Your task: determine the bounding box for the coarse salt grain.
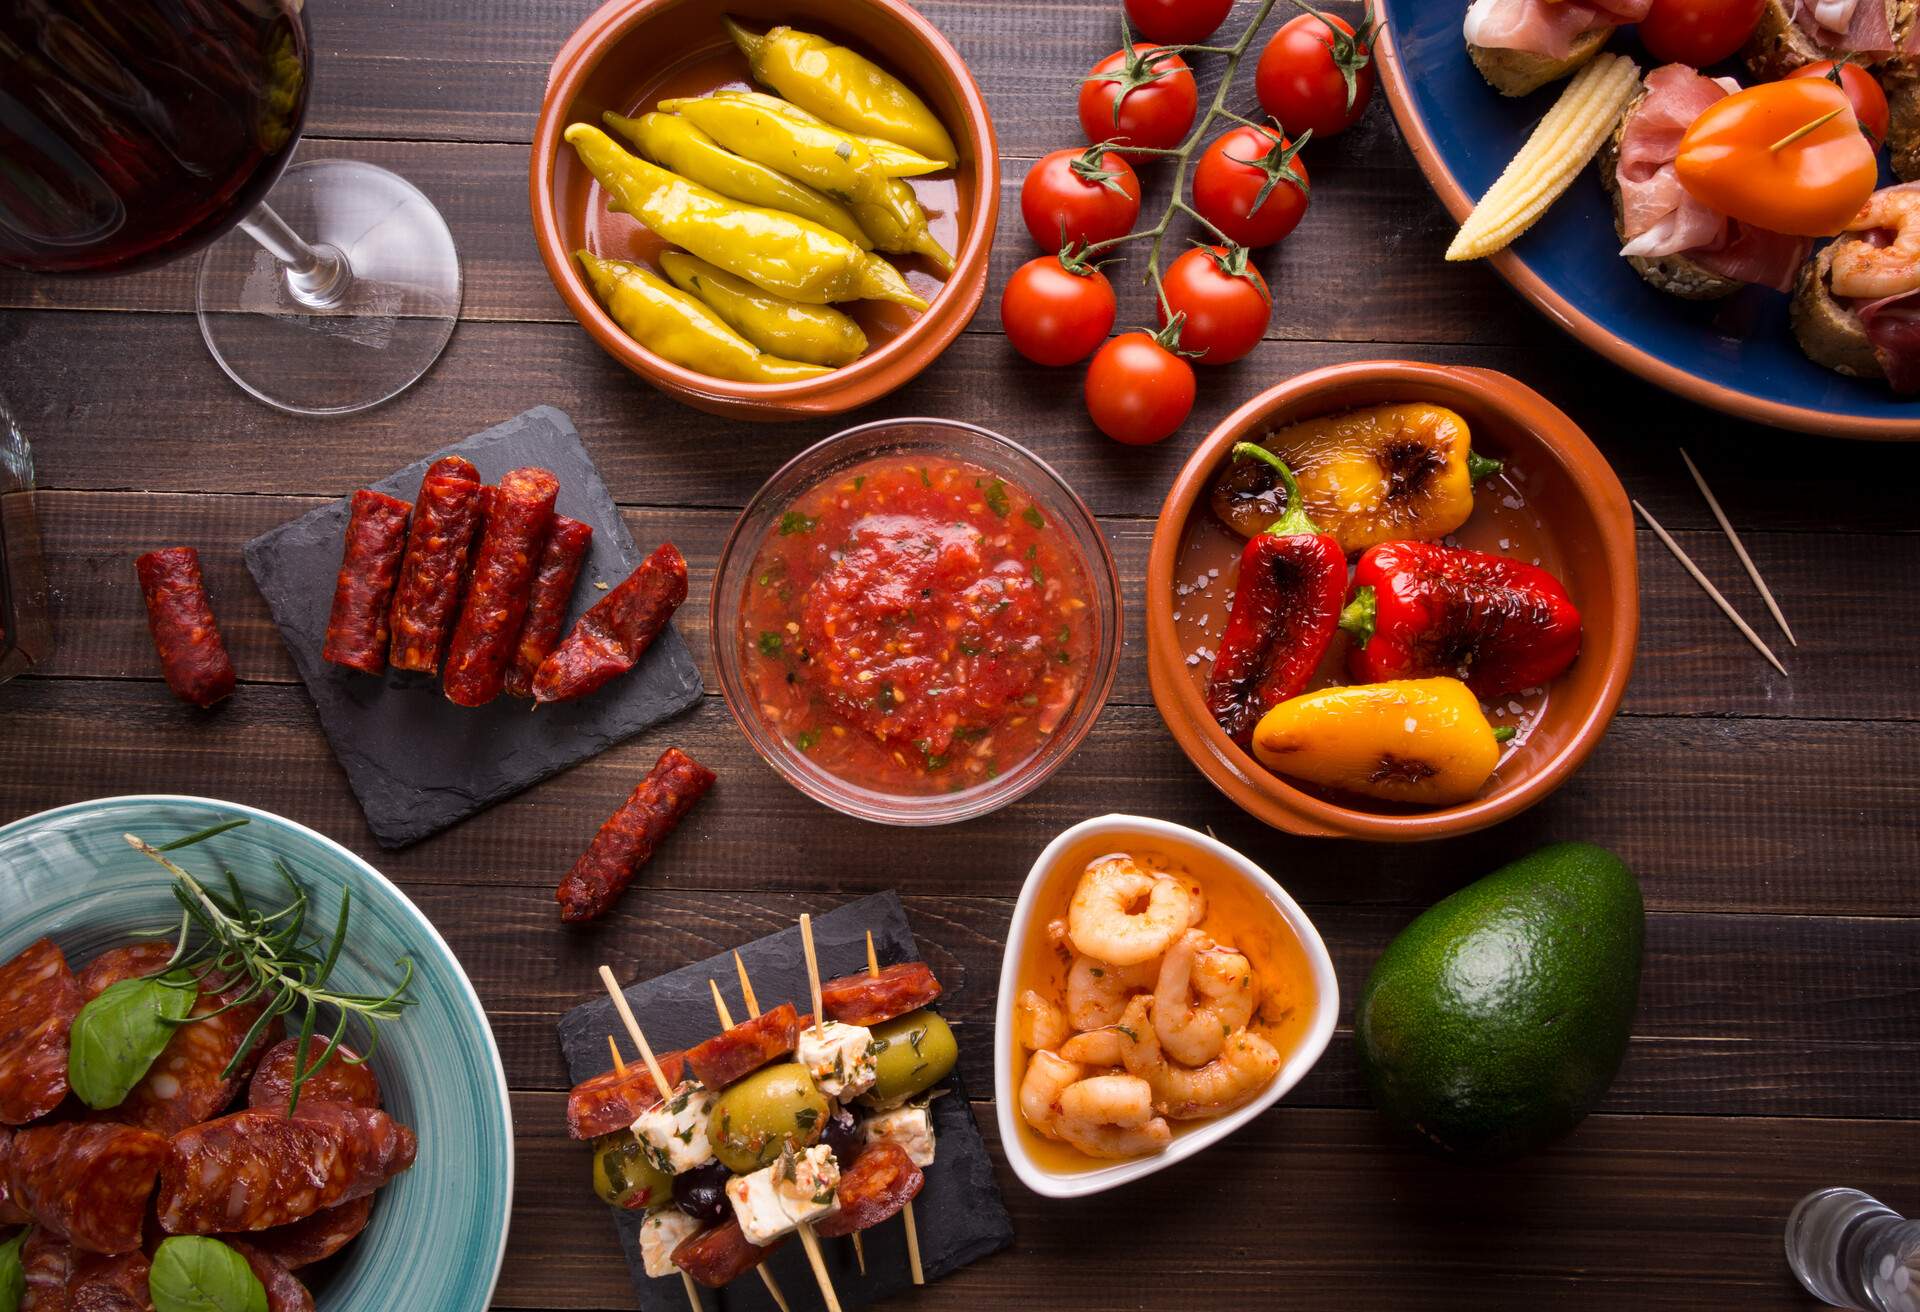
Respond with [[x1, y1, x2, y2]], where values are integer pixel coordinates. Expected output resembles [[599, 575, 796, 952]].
[[1403, 717, 1418, 733]]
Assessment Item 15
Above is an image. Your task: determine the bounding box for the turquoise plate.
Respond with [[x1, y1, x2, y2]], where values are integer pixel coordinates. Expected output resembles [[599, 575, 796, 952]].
[[0, 795, 512, 1312]]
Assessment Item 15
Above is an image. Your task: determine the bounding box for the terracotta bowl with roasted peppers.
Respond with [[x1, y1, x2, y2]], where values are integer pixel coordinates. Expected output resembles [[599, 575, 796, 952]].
[[534, 0, 997, 419], [1146, 361, 1638, 842]]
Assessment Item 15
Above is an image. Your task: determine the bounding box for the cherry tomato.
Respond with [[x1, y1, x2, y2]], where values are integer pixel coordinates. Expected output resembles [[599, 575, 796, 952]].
[[1676, 79, 1877, 236], [1636, 0, 1764, 67], [1001, 256, 1117, 367], [1078, 44, 1198, 158], [1157, 246, 1271, 366], [1191, 125, 1311, 248], [1085, 331, 1195, 445], [1019, 148, 1142, 251], [1255, 7, 1378, 139], [1790, 60, 1890, 149], [1124, 0, 1233, 44]]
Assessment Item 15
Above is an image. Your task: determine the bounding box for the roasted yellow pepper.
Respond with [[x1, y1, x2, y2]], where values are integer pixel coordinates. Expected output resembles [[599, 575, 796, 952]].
[[1249, 678, 1511, 806], [1211, 403, 1501, 553], [853, 179, 954, 273], [563, 125, 925, 310], [659, 251, 868, 368], [724, 17, 958, 166], [659, 93, 941, 209], [575, 251, 830, 383], [604, 110, 871, 249]]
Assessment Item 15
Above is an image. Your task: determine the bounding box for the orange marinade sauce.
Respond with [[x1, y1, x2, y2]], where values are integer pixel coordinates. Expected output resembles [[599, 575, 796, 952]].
[[1011, 831, 1320, 1174]]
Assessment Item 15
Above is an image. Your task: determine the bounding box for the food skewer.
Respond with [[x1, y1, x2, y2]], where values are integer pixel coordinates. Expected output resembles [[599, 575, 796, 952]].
[[865, 932, 924, 1286], [1680, 449, 1796, 647], [700, 980, 795, 1312], [733, 949, 760, 1017], [1633, 500, 1789, 677]]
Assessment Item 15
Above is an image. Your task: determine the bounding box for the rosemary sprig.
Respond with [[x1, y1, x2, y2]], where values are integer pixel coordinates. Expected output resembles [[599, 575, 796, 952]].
[[124, 820, 415, 1115]]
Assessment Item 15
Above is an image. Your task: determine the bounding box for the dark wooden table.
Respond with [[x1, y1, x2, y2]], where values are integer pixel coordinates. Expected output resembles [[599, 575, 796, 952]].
[[4, 0, 1919, 1306]]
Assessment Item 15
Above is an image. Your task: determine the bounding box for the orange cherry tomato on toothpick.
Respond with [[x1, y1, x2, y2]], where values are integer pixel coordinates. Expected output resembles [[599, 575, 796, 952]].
[[1788, 59, 1889, 149], [1675, 79, 1879, 237]]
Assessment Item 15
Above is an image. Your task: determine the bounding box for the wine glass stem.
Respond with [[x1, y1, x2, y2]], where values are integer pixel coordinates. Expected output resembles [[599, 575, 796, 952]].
[[238, 201, 351, 308]]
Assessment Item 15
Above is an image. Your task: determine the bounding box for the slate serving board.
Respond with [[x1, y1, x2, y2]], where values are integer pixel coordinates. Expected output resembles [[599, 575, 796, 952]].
[[557, 892, 1015, 1312], [243, 406, 703, 849]]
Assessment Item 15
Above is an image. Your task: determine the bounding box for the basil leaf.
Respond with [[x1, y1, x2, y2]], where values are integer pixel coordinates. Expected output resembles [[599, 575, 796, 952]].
[[150, 1237, 268, 1312], [68, 970, 198, 1110], [0, 1230, 25, 1312]]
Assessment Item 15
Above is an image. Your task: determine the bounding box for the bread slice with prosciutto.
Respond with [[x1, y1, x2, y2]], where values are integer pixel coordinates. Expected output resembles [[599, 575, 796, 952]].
[[1742, 0, 1901, 81], [1464, 0, 1650, 95], [1791, 182, 1920, 391], [1884, 3, 1920, 180]]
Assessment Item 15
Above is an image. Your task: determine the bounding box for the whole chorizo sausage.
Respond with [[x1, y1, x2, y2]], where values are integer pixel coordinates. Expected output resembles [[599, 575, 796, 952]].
[[156, 1103, 417, 1235], [684, 1003, 800, 1091], [66, 1249, 152, 1312], [811, 1141, 923, 1237], [820, 962, 943, 1027], [564, 1051, 687, 1140], [232, 1194, 373, 1270], [0, 938, 85, 1125], [134, 548, 236, 708], [555, 748, 714, 924], [670, 1218, 784, 1288], [247, 1037, 381, 1115], [442, 467, 559, 706], [226, 1240, 316, 1312], [531, 542, 687, 704], [20, 1228, 73, 1312], [9, 1122, 168, 1254], [387, 457, 484, 674], [320, 491, 412, 676], [502, 515, 593, 698]]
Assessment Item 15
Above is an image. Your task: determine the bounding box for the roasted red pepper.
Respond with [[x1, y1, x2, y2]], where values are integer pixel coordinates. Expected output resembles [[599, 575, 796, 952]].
[[1340, 542, 1582, 699], [1205, 444, 1348, 745]]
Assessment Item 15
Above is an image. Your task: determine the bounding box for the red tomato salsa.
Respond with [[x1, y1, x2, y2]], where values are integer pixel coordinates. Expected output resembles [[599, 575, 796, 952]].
[[740, 455, 1096, 795]]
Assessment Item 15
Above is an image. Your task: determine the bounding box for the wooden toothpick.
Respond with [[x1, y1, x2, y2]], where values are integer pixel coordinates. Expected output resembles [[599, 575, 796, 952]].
[[734, 950, 760, 1019], [864, 930, 880, 979], [597, 964, 671, 1095], [796, 1223, 843, 1312], [799, 914, 826, 1038], [1680, 449, 1796, 646], [679, 1270, 703, 1311], [1634, 501, 1788, 677], [708, 978, 736, 1031], [606, 1033, 627, 1078]]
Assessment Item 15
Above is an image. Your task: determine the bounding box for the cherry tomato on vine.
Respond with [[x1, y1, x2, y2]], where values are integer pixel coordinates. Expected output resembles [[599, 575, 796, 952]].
[[1124, 0, 1233, 44], [1192, 124, 1311, 248], [1789, 59, 1889, 149], [1019, 147, 1142, 250], [1157, 246, 1271, 366], [1636, 0, 1764, 67], [1255, 4, 1378, 139], [1078, 43, 1198, 158], [1085, 331, 1195, 445], [1002, 256, 1117, 367]]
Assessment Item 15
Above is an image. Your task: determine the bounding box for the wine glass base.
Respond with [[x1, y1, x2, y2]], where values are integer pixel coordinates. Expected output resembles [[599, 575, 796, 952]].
[[196, 159, 462, 417]]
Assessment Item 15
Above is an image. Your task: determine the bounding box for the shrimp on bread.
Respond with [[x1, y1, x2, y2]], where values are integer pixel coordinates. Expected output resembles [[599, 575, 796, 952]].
[[1790, 183, 1920, 391]]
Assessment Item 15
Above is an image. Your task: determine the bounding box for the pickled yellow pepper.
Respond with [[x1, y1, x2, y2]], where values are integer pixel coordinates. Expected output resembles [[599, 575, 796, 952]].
[[604, 110, 872, 249], [854, 178, 955, 273], [659, 251, 868, 367], [724, 17, 958, 166], [575, 251, 829, 384], [563, 124, 925, 309], [659, 93, 941, 210]]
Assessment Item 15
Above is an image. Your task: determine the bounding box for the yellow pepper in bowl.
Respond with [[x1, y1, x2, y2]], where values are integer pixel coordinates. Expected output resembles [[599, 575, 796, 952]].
[[1248, 678, 1512, 806], [658, 93, 941, 209], [853, 179, 955, 273], [659, 251, 868, 368]]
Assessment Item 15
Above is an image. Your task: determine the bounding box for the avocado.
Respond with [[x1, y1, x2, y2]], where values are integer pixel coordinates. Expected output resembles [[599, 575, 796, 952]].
[[1356, 842, 1644, 1162]]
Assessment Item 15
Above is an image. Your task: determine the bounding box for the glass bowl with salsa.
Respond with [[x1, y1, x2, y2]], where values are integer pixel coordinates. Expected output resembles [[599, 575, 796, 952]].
[[713, 418, 1121, 824]]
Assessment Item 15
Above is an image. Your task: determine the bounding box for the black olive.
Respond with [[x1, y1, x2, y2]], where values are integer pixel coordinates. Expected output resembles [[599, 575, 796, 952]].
[[673, 1159, 730, 1223], [821, 1108, 862, 1169]]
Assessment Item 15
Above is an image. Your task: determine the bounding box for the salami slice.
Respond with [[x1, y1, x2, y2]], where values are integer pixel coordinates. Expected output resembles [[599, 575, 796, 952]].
[[9, 1122, 168, 1254], [134, 548, 236, 708], [320, 491, 412, 676], [226, 1240, 316, 1312], [671, 1218, 783, 1288], [76, 944, 175, 1000], [555, 748, 714, 924], [564, 1051, 687, 1140], [66, 1249, 152, 1312], [233, 1194, 372, 1270], [0, 938, 84, 1125], [531, 542, 686, 704], [820, 962, 943, 1027], [155, 1103, 416, 1235], [812, 1141, 923, 1237], [0, 1130, 29, 1225], [20, 1228, 73, 1312], [442, 467, 559, 707], [247, 1037, 380, 1115], [502, 515, 593, 698], [685, 1004, 800, 1091], [388, 459, 485, 674]]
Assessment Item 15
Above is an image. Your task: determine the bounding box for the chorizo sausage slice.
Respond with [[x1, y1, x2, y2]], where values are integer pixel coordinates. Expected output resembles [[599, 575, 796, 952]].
[[248, 1037, 381, 1115], [20, 1228, 73, 1312], [811, 1141, 923, 1237], [684, 1003, 800, 1092], [531, 542, 687, 704], [76, 944, 175, 1000], [0, 938, 84, 1125], [226, 1240, 317, 1312], [234, 1194, 373, 1270], [671, 1218, 784, 1288], [0, 1130, 29, 1226], [66, 1249, 152, 1312], [564, 1051, 688, 1140], [503, 515, 593, 698], [320, 492, 412, 676], [555, 748, 714, 924], [388, 460, 485, 674], [9, 1122, 168, 1254], [134, 548, 237, 708], [443, 466, 559, 707], [820, 962, 943, 1027], [105, 966, 276, 1137]]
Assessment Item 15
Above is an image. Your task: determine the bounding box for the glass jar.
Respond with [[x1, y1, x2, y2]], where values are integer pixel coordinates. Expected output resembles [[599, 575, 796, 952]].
[[0, 389, 53, 682]]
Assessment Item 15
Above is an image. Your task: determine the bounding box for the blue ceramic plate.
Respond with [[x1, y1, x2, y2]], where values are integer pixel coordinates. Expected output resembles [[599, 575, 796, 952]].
[[0, 795, 512, 1312], [1375, 7, 1920, 438]]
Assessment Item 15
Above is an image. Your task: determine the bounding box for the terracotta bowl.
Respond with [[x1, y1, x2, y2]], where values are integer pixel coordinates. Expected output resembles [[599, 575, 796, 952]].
[[1146, 361, 1639, 842], [532, 0, 998, 420]]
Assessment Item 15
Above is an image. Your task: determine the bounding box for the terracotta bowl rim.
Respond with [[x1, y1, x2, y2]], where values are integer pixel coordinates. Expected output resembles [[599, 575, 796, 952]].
[[529, 0, 999, 413], [1145, 360, 1640, 842]]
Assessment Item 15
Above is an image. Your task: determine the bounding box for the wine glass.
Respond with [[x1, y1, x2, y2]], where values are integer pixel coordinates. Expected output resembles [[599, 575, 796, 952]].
[[0, 0, 461, 416]]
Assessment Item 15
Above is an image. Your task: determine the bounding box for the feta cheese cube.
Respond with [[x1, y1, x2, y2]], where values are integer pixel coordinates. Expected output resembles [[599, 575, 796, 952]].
[[795, 1020, 877, 1100], [639, 1208, 700, 1278], [861, 1105, 936, 1167], [725, 1143, 842, 1246], [632, 1082, 717, 1176]]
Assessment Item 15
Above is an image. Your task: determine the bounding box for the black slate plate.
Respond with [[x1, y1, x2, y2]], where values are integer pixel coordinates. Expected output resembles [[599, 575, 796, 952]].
[[243, 406, 703, 849], [557, 892, 1014, 1312]]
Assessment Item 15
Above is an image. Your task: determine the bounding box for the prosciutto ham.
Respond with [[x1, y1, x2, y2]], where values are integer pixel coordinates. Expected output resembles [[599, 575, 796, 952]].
[[1463, 0, 1652, 59], [1615, 65, 1812, 292], [1855, 291, 1920, 390], [1792, 0, 1895, 56]]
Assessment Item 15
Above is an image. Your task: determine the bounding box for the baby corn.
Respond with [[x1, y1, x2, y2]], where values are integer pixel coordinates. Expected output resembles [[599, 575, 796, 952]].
[[1446, 54, 1640, 262]]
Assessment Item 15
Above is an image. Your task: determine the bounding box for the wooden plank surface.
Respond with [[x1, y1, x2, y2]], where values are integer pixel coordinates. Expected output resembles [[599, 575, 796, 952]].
[[2, 0, 1916, 1307]]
